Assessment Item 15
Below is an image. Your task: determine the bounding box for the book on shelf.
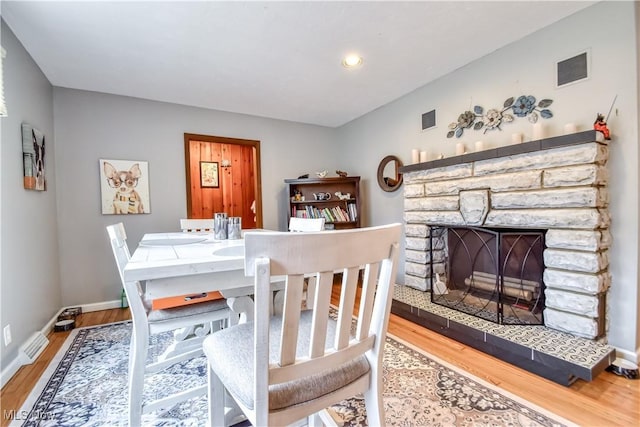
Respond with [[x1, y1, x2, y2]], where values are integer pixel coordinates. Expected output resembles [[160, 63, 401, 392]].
[[323, 207, 335, 222], [348, 203, 357, 221], [335, 208, 342, 222], [290, 202, 356, 223], [330, 207, 337, 222], [333, 206, 347, 222]]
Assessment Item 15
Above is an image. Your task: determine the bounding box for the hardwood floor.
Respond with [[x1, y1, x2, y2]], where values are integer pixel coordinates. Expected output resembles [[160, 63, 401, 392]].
[[1, 298, 638, 426]]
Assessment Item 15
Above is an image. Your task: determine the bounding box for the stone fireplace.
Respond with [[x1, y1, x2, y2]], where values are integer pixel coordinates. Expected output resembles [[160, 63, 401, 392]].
[[401, 130, 610, 341], [393, 130, 616, 384]]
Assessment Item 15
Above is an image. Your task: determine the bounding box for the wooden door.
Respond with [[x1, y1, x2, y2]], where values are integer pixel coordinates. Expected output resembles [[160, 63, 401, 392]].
[[185, 134, 262, 229]]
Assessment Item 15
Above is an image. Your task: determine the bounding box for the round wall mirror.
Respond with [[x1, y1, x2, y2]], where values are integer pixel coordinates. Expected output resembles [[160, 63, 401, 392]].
[[377, 155, 403, 192]]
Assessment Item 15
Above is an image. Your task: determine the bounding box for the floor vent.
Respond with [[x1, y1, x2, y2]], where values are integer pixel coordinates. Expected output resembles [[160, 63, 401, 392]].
[[19, 332, 49, 364]]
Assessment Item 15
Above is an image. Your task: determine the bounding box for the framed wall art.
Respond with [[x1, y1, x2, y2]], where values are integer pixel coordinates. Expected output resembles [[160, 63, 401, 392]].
[[200, 161, 219, 188], [99, 159, 151, 214], [22, 123, 46, 191]]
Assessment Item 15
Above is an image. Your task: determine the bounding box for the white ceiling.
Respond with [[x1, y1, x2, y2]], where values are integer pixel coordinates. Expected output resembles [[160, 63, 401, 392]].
[[2, 1, 596, 128]]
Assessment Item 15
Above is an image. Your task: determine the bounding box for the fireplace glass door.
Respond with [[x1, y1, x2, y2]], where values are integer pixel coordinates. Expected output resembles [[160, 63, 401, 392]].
[[430, 226, 545, 325]]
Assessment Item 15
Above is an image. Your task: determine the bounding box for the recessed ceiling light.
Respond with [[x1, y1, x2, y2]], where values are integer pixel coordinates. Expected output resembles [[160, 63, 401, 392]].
[[342, 54, 363, 68]]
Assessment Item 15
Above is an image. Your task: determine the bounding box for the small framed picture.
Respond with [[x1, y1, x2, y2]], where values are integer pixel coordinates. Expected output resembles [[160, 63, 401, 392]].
[[200, 161, 219, 188]]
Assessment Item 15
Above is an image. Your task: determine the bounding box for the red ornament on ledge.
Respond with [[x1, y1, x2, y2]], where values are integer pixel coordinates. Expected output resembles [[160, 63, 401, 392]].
[[594, 113, 611, 140]]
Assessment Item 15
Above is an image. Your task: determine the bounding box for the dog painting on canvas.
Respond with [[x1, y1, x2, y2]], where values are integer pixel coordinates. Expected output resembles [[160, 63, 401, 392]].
[[100, 159, 150, 215], [21, 123, 46, 191]]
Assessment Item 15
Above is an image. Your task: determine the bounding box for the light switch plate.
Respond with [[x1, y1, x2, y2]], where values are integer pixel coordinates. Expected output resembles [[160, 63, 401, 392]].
[[3, 324, 12, 346]]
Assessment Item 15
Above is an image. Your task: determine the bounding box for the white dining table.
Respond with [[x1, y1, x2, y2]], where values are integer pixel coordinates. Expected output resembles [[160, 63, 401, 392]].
[[124, 231, 260, 321]]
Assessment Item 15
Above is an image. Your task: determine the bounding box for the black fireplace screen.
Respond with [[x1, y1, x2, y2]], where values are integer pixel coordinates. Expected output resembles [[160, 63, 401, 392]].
[[430, 226, 545, 325]]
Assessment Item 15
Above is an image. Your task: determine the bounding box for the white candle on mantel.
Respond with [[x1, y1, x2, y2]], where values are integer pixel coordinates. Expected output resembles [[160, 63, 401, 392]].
[[419, 151, 428, 163], [475, 140, 484, 152], [564, 123, 577, 134], [512, 133, 523, 144], [411, 148, 420, 164], [532, 122, 545, 140], [455, 143, 465, 156]]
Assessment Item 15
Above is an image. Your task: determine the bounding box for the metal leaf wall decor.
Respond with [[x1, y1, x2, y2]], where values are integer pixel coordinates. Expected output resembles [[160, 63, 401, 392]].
[[447, 95, 553, 139]]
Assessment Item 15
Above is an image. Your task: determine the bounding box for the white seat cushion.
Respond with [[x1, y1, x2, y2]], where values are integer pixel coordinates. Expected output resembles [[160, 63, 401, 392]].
[[203, 310, 370, 411], [148, 298, 229, 323]]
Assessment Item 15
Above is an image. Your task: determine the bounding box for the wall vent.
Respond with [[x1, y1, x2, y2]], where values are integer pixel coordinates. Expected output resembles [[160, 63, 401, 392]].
[[19, 332, 49, 364], [421, 109, 436, 130], [557, 50, 589, 87]]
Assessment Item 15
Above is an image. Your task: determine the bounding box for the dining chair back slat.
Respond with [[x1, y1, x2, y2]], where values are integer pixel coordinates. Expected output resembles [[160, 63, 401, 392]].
[[356, 261, 380, 341]]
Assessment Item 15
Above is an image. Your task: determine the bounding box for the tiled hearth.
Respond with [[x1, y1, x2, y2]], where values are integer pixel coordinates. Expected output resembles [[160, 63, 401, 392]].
[[395, 130, 615, 384], [392, 285, 615, 385]]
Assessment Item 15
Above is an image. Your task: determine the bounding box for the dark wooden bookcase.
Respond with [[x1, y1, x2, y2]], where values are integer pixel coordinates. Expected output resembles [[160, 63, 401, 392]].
[[284, 176, 361, 229]]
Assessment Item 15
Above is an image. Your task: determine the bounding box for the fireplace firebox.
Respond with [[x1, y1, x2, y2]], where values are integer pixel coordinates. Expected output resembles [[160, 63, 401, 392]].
[[430, 226, 545, 325]]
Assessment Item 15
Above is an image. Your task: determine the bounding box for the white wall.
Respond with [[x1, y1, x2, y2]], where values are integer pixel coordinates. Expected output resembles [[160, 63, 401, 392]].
[[0, 21, 61, 369], [52, 88, 338, 306], [337, 1, 639, 360]]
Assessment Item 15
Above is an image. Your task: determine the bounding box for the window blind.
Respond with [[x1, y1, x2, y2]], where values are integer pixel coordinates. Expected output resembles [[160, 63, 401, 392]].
[[0, 47, 7, 117]]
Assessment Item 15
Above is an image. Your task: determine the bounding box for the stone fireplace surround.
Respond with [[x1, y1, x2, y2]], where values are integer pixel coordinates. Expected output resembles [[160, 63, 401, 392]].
[[401, 130, 610, 341], [392, 130, 616, 385]]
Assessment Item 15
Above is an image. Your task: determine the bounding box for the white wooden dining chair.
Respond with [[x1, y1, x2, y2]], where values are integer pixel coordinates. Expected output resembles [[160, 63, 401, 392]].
[[288, 216, 325, 232], [203, 223, 401, 427], [180, 218, 216, 233], [106, 223, 232, 426]]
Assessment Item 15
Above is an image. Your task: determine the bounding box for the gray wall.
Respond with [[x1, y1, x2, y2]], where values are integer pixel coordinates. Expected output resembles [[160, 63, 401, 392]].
[[337, 1, 639, 360], [52, 88, 338, 306], [635, 0, 640, 363], [1, 21, 61, 367]]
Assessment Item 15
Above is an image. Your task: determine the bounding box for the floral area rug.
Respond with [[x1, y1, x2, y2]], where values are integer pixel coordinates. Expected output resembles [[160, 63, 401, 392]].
[[14, 321, 575, 427]]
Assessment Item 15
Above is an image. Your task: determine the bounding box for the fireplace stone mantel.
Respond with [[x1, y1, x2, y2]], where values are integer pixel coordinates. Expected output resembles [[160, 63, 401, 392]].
[[399, 130, 610, 341], [400, 130, 603, 173]]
